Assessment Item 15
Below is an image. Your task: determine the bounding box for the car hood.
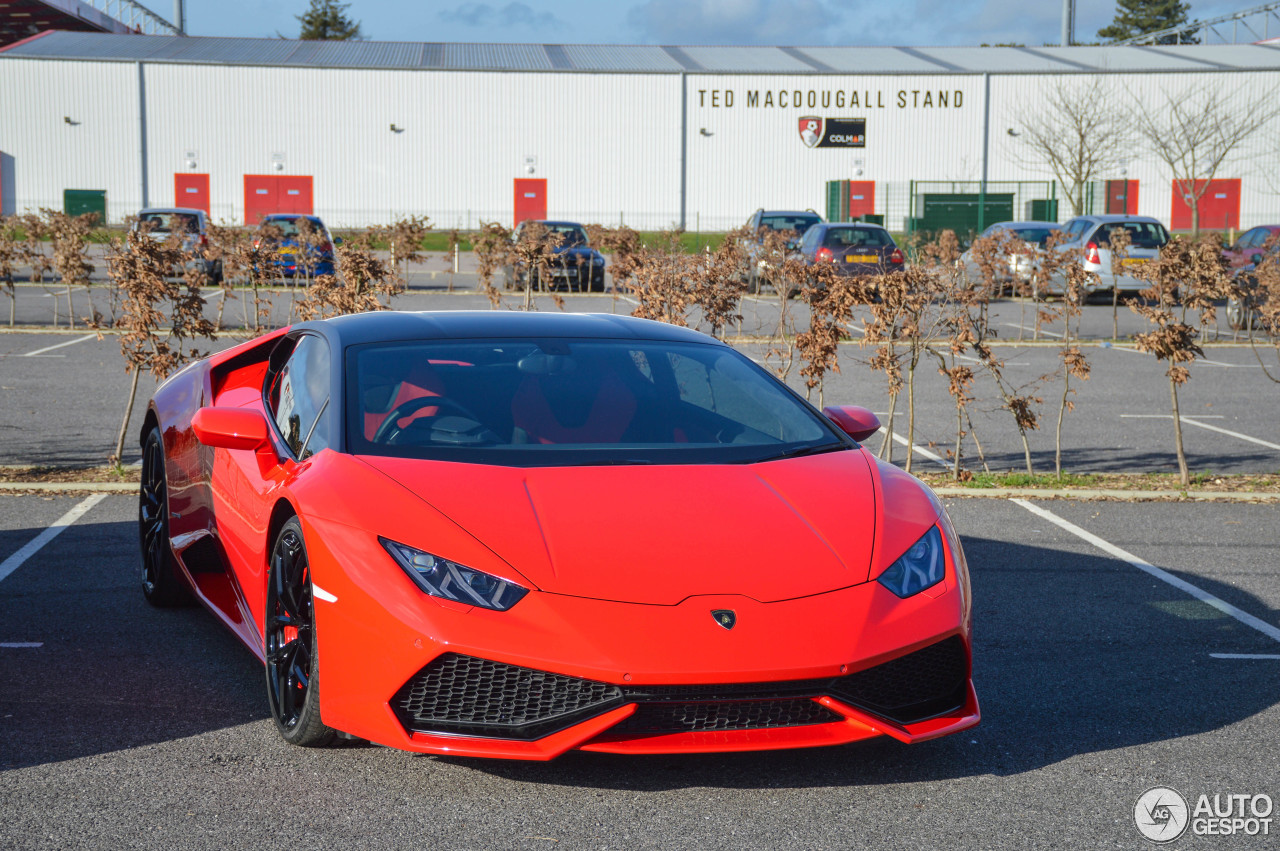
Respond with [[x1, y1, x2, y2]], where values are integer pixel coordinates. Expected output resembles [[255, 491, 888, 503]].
[[357, 450, 879, 605]]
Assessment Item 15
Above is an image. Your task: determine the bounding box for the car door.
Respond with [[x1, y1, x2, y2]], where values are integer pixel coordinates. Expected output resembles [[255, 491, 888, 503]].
[[211, 332, 333, 645]]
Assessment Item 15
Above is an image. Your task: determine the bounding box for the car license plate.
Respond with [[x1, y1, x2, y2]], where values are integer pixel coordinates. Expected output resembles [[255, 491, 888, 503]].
[[1121, 257, 1145, 267], [846, 254, 877, 263]]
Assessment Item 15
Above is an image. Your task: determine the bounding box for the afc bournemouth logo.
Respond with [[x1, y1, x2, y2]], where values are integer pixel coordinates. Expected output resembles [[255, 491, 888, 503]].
[[799, 117, 823, 148], [798, 117, 867, 149]]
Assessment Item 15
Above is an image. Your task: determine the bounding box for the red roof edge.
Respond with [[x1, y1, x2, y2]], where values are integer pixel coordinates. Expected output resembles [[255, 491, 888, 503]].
[[0, 29, 59, 55]]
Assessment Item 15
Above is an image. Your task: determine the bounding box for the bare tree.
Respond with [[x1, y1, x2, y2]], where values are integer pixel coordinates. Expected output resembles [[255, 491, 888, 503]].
[[1010, 77, 1133, 216], [1132, 82, 1280, 236]]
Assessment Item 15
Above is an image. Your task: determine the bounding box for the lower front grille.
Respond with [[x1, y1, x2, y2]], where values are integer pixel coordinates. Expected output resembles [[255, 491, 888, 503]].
[[391, 654, 623, 740], [828, 636, 969, 725], [391, 636, 969, 741], [613, 698, 839, 734]]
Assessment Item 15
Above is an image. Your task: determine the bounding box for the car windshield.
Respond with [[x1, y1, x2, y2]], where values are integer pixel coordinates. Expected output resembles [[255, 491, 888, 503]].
[[345, 338, 844, 466], [1008, 227, 1056, 247], [265, 217, 324, 238], [1097, 222, 1169, 249], [544, 225, 587, 246], [138, 212, 199, 233], [760, 215, 820, 233], [822, 228, 892, 248]]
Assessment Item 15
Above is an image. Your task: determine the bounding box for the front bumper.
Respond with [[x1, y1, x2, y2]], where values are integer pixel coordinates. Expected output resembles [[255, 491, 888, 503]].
[[304, 517, 977, 759]]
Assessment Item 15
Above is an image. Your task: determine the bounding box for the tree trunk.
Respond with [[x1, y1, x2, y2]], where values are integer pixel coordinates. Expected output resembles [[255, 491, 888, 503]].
[[66, 286, 75, 329], [905, 364, 916, 474], [1112, 287, 1119, 341], [879, 395, 897, 463], [1019, 425, 1034, 475], [1055, 375, 1069, 478], [114, 368, 142, 465], [1170, 376, 1189, 487]]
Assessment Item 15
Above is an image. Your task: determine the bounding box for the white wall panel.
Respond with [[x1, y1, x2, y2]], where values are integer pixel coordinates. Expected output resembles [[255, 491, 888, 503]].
[[142, 65, 680, 228], [685, 74, 986, 230], [0, 59, 140, 221]]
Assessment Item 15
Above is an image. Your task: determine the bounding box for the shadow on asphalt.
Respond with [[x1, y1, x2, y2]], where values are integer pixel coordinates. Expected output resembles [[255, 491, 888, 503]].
[[1, 523, 1277, 781]]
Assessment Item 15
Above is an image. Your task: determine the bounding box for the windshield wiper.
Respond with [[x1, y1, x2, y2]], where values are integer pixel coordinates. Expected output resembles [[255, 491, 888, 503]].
[[764, 442, 847, 462]]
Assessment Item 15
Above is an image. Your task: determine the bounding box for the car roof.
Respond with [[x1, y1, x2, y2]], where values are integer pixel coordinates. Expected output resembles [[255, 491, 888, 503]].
[[138, 207, 205, 217], [526, 220, 584, 228], [1075, 214, 1165, 225], [760, 210, 821, 217], [989, 221, 1060, 229], [295, 310, 723, 349], [263, 213, 323, 222], [823, 222, 888, 231]]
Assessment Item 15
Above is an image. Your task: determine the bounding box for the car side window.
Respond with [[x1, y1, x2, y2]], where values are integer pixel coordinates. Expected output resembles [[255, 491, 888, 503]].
[[267, 335, 332, 460], [801, 226, 821, 253], [1242, 228, 1263, 248]]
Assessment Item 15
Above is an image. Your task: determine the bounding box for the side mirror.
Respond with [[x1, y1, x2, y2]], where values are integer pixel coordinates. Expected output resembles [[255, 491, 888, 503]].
[[334, 237, 343, 246], [1252, 253, 1263, 264], [192, 407, 270, 450], [823, 405, 881, 443]]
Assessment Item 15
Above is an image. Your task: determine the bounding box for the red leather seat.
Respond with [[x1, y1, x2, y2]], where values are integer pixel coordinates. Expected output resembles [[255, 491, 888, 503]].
[[362, 361, 444, 440], [511, 370, 636, 444]]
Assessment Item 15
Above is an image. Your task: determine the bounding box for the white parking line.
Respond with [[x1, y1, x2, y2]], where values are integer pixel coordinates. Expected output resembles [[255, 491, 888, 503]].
[[0, 642, 43, 649], [884, 430, 950, 468], [1210, 653, 1280, 660], [22, 334, 96, 357], [1120, 415, 1280, 451], [0, 494, 108, 585], [1198, 359, 1260, 369], [1012, 498, 1280, 644], [1002, 322, 1063, 339]]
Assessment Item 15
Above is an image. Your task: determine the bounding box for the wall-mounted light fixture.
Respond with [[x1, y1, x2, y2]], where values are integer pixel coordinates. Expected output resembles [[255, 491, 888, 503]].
[[390, 123, 403, 133], [63, 116, 79, 126], [699, 128, 713, 137], [1006, 128, 1019, 136]]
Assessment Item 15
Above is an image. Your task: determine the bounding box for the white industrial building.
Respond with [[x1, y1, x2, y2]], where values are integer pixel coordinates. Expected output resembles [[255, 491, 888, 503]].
[[2, 30, 1280, 232]]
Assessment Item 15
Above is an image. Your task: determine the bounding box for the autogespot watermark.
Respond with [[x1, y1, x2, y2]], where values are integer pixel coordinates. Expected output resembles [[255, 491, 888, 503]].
[[1134, 787, 1274, 843]]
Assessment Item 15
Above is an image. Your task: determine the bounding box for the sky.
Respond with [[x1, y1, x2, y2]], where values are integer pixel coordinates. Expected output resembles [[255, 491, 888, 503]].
[[176, 0, 1257, 47]]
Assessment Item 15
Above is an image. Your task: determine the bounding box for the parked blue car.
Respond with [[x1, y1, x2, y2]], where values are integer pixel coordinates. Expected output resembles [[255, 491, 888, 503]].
[[255, 214, 339, 279]]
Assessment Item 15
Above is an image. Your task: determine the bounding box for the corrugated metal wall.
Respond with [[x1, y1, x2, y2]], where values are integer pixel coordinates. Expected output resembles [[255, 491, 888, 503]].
[[685, 74, 985, 231], [0, 59, 141, 221], [4, 56, 1280, 231], [142, 65, 680, 228]]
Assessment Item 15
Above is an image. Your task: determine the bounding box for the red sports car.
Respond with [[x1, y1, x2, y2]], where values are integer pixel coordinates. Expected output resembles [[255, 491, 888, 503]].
[[140, 311, 977, 759]]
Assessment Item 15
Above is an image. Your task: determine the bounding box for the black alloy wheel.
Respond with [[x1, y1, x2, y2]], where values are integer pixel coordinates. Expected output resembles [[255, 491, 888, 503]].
[[265, 517, 336, 747], [139, 429, 191, 607]]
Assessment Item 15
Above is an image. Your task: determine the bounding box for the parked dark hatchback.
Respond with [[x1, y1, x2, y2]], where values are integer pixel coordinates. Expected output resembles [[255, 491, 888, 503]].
[[506, 220, 606, 291], [797, 223, 904, 276]]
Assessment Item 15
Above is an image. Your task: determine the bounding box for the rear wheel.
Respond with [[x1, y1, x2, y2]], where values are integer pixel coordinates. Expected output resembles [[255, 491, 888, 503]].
[[139, 429, 191, 607], [265, 517, 336, 748]]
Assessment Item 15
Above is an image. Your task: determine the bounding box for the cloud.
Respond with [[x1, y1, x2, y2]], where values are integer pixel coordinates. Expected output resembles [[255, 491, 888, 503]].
[[626, 0, 846, 45], [439, 2, 562, 30]]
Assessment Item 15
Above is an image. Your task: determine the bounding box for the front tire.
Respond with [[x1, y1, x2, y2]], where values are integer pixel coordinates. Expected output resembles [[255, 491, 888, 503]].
[[265, 517, 336, 748], [139, 429, 191, 607]]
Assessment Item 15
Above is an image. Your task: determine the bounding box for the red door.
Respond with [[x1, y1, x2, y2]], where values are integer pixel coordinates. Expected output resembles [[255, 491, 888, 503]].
[[514, 178, 547, 227], [244, 175, 314, 224], [277, 176, 313, 215], [1105, 180, 1138, 215], [847, 180, 875, 220], [175, 173, 210, 215], [1171, 179, 1240, 230]]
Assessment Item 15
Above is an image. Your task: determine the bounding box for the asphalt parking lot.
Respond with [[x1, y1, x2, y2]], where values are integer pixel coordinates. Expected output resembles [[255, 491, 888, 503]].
[[2, 289, 1278, 849], [1, 492, 1277, 849]]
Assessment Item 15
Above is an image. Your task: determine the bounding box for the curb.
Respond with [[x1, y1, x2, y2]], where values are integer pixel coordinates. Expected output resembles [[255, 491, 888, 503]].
[[0, 481, 137, 493], [932, 487, 1280, 502], [1, 481, 1275, 501]]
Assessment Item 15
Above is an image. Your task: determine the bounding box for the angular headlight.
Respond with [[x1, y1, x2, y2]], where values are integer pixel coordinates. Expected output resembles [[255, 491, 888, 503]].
[[380, 538, 529, 611], [877, 526, 945, 598]]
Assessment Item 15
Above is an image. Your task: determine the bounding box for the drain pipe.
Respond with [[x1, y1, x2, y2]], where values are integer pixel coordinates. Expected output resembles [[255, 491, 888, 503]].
[[173, 0, 186, 35]]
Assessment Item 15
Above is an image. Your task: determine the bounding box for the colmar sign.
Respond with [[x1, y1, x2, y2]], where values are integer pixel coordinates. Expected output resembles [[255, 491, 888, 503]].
[[799, 116, 865, 148]]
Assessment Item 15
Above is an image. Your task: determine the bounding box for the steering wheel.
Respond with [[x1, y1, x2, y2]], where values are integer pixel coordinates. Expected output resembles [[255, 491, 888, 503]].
[[371, 395, 481, 444]]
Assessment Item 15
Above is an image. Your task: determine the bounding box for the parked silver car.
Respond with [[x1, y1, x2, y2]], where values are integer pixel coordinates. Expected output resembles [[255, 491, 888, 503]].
[[1038, 215, 1169, 299], [957, 221, 1061, 295], [132, 207, 221, 283]]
